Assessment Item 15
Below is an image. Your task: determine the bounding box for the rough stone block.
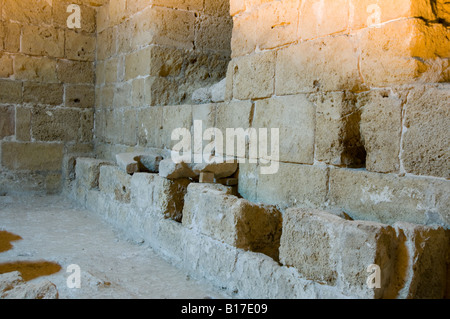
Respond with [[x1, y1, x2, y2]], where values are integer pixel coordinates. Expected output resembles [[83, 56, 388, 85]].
[[97, 27, 116, 61], [0, 53, 13, 78], [298, 0, 348, 40], [116, 150, 166, 174], [252, 95, 315, 164], [328, 167, 450, 227], [65, 30, 96, 61], [232, 51, 275, 100], [311, 91, 366, 167], [130, 172, 191, 222], [401, 84, 450, 178], [195, 14, 232, 54], [0, 80, 22, 103], [75, 157, 113, 189], [125, 47, 151, 80], [23, 83, 64, 106], [231, 10, 259, 57], [392, 222, 449, 299], [1, 142, 63, 171], [190, 160, 238, 179], [21, 25, 64, 58], [160, 104, 192, 150], [137, 107, 163, 148], [15, 107, 31, 141], [65, 85, 95, 108], [182, 183, 282, 260], [1, 22, 21, 52], [99, 165, 132, 203], [159, 159, 197, 180], [53, 1, 96, 33], [31, 108, 80, 142], [0, 105, 14, 139], [14, 55, 57, 82], [256, 162, 329, 210], [57, 60, 95, 84], [276, 35, 361, 95], [280, 208, 397, 298], [2, 0, 52, 25]]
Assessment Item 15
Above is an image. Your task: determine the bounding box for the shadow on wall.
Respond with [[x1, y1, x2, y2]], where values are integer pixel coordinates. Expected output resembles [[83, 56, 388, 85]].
[[0, 230, 62, 281]]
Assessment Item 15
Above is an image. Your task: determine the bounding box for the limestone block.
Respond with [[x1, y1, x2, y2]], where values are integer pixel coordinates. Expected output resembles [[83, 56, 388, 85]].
[[280, 208, 397, 298], [204, 0, 229, 16], [276, 35, 361, 95], [192, 87, 212, 104], [0, 80, 22, 103], [65, 85, 95, 109], [23, 83, 64, 106], [298, 0, 348, 40], [2, 0, 52, 25], [97, 27, 116, 61], [237, 162, 259, 203], [182, 183, 282, 260], [65, 30, 96, 61], [75, 157, 113, 189], [231, 10, 259, 57], [230, 0, 246, 16], [131, 78, 145, 107], [137, 106, 163, 148], [96, 2, 110, 33], [401, 84, 450, 178], [1, 22, 21, 52], [120, 108, 137, 145], [80, 110, 94, 143], [435, 0, 450, 23], [116, 150, 166, 174], [21, 25, 64, 58], [252, 95, 315, 164], [130, 173, 191, 222], [210, 78, 227, 103], [15, 107, 31, 141], [0, 105, 14, 139], [194, 14, 232, 54], [311, 91, 366, 167], [215, 100, 253, 159], [328, 167, 450, 227], [232, 51, 275, 100], [113, 82, 132, 107], [256, 162, 329, 210], [99, 165, 132, 203], [190, 160, 238, 179], [160, 104, 192, 150], [14, 55, 57, 83], [0, 53, 13, 78], [148, 45, 185, 78], [144, 76, 181, 106], [360, 19, 450, 87], [1, 142, 63, 171], [392, 222, 449, 299], [131, 6, 195, 50], [349, 0, 435, 30], [108, 0, 127, 27], [31, 107, 80, 142], [125, 47, 151, 80], [104, 57, 118, 83], [57, 60, 95, 84], [158, 159, 197, 180]]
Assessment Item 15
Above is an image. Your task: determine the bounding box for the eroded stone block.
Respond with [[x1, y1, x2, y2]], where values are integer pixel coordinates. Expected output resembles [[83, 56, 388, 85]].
[[75, 157, 113, 189]]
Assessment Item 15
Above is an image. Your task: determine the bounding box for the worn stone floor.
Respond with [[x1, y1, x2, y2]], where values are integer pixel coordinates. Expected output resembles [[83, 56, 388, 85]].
[[0, 193, 228, 299]]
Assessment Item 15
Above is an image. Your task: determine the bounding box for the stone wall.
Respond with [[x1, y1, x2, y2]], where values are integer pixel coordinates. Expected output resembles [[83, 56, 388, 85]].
[[0, 0, 103, 194], [94, 0, 233, 160], [222, 0, 450, 227]]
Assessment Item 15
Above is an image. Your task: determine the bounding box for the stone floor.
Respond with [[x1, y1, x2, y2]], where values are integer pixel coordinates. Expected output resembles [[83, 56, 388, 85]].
[[0, 193, 228, 299]]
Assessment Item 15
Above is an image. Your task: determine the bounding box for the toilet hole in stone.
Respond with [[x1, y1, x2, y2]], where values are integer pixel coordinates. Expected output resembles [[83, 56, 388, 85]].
[[0, 230, 62, 281]]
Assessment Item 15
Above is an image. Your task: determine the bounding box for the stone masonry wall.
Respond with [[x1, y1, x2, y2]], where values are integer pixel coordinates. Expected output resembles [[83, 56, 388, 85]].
[[223, 0, 450, 227], [0, 0, 104, 194], [94, 0, 233, 160]]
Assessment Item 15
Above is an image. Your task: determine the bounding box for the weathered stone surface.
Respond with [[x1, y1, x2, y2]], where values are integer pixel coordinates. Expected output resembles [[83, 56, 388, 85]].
[[210, 78, 227, 103], [0, 80, 22, 103], [2, 0, 52, 25], [23, 83, 64, 106], [0, 271, 22, 293], [183, 183, 282, 260], [311, 91, 366, 168], [53, 1, 96, 33], [401, 84, 450, 178], [15, 107, 31, 141], [65, 30, 96, 61], [99, 165, 132, 203], [0, 105, 14, 139], [65, 85, 95, 108], [130, 172, 191, 222], [116, 150, 167, 174], [190, 159, 238, 179], [31, 108, 80, 142], [192, 87, 212, 104], [359, 89, 403, 173], [392, 222, 449, 299], [21, 25, 64, 58], [280, 208, 397, 298], [276, 35, 361, 95], [1, 142, 63, 171], [2, 279, 59, 299], [252, 95, 315, 164], [14, 55, 57, 82], [75, 157, 113, 189], [1, 22, 21, 53], [159, 159, 197, 180], [57, 60, 95, 84], [0, 53, 13, 78], [329, 168, 450, 227], [256, 162, 329, 210], [233, 51, 275, 100], [195, 14, 232, 54]]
